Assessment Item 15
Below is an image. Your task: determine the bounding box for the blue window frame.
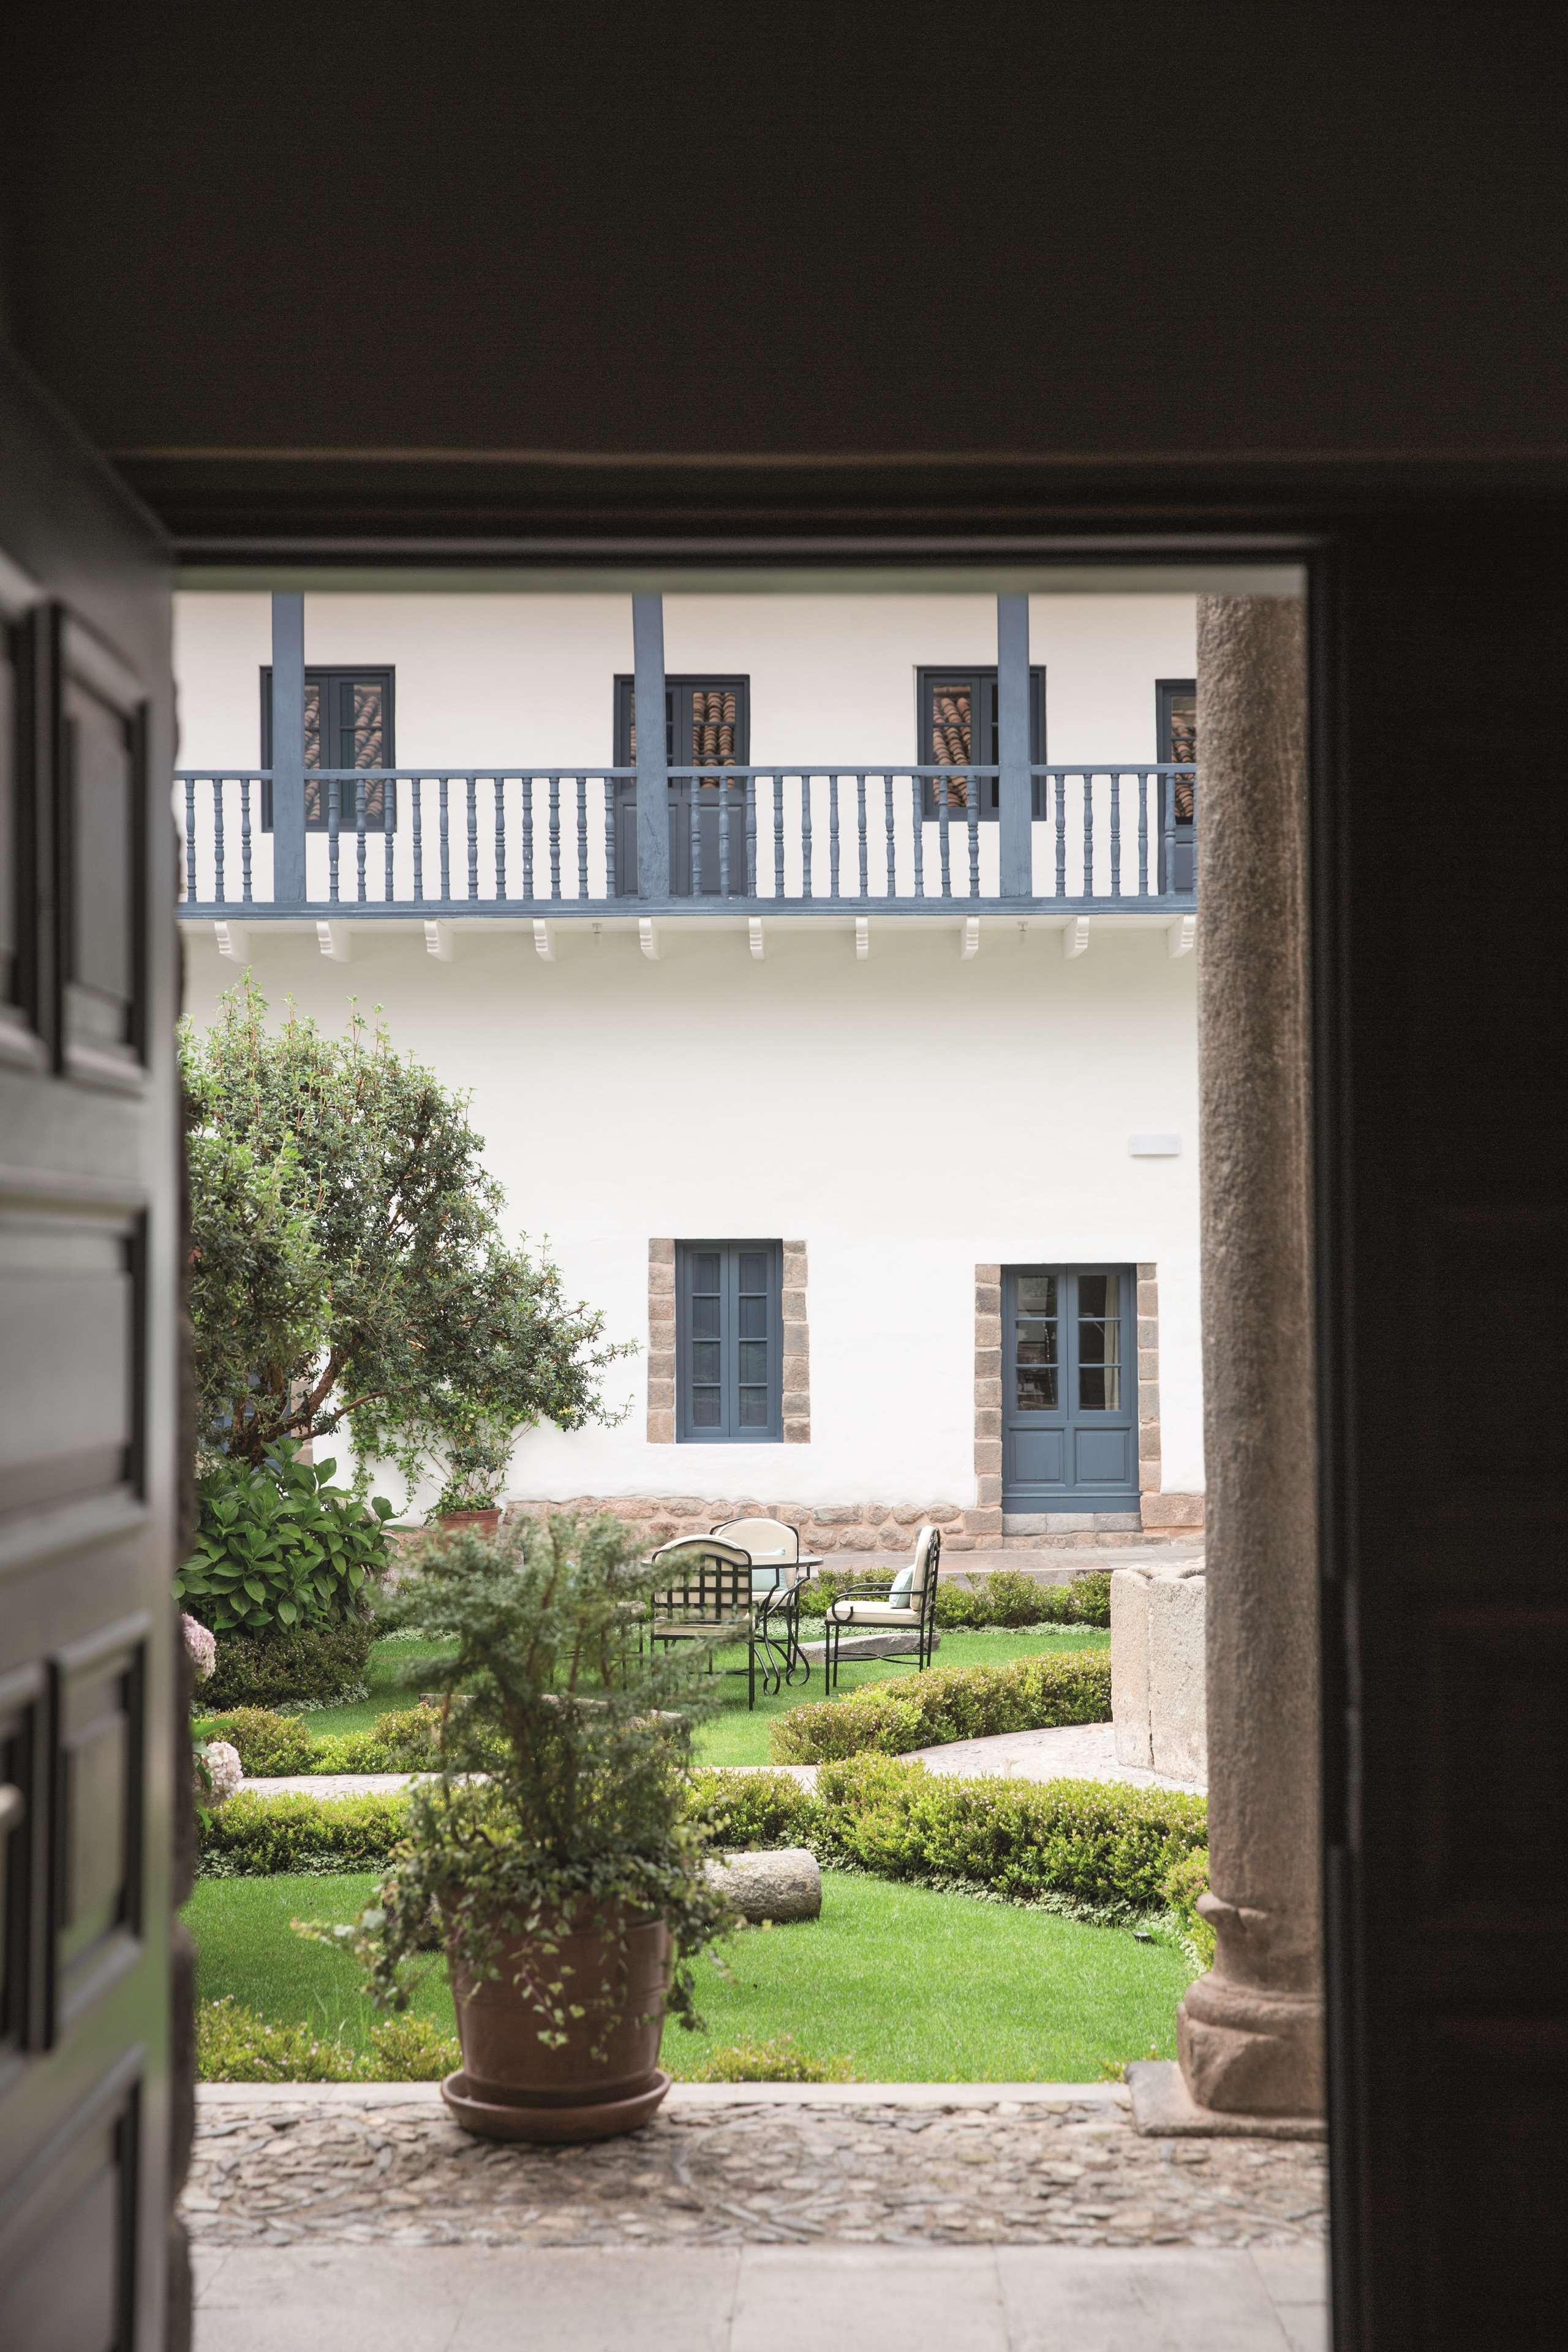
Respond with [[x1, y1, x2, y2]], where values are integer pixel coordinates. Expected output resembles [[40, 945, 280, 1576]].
[[676, 1242, 783, 1442]]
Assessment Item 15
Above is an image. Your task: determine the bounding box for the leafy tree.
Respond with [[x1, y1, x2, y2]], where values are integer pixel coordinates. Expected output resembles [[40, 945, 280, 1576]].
[[183, 976, 628, 1489]]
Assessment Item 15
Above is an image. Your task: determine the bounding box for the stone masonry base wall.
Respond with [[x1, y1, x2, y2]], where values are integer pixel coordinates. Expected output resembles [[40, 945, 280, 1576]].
[[504, 1494, 1193, 1553]]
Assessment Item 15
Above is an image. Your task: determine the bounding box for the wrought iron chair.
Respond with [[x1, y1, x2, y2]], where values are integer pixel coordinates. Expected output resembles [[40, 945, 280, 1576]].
[[647, 1534, 794, 1708], [710, 1517, 811, 1689], [823, 1524, 942, 1692]]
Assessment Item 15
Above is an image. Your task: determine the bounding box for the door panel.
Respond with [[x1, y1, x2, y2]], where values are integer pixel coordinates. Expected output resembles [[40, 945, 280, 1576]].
[[1003, 1265, 1137, 1512], [0, 345, 179, 2350]]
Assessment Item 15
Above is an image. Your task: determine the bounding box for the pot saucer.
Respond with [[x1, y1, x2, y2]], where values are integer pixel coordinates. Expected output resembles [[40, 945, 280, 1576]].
[[440, 2068, 672, 2143]]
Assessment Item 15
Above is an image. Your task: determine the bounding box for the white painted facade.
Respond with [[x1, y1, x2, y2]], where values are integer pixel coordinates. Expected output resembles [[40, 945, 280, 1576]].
[[175, 590, 1202, 1532]]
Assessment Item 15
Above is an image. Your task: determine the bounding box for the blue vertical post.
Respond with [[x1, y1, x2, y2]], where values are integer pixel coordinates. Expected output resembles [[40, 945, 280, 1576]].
[[270, 592, 307, 905], [633, 594, 668, 900], [997, 593, 1031, 899]]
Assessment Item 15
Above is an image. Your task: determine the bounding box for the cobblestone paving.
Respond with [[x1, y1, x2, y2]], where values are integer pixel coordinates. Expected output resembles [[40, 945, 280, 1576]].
[[184, 2097, 1327, 2252]]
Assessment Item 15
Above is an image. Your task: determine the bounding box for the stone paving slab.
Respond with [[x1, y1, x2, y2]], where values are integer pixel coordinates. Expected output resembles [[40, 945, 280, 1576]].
[[908, 1719, 1206, 1795], [183, 2084, 1326, 2256], [194, 2241, 1325, 2350]]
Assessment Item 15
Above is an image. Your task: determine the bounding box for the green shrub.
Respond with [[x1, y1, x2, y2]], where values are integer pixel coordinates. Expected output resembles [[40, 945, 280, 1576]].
[[197, 1996, 460, 2082], [1162, 1845, 1215, 1967], [771, 1648, 1112, 1765], [177, 1439, 391, 1639], [690, 2034, 855, 2083], [201, 1611, 377, 1711], [797, 1564, 1112, 1632], [199, 1789, 412, 1875], [198, 1708, 315, 1775], [816, 1754, 1207, 1914], [933, 1567, 1112, 1630], [685, 1767, 824, 1852]]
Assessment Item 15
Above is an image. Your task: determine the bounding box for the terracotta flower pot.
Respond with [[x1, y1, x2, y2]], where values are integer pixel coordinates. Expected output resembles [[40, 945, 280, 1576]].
[[440, 1901, 673, 2143], [437, 1506, 502, 1536]]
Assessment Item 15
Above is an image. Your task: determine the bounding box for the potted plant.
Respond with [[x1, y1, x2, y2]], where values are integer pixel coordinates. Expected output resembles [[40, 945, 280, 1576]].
[[428, 1421, 511, 1536], [312, 1514, 736, 2142]]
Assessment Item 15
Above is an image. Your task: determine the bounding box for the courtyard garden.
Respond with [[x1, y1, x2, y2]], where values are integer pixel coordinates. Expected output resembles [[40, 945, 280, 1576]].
[[178, 984, 1207, 2100]]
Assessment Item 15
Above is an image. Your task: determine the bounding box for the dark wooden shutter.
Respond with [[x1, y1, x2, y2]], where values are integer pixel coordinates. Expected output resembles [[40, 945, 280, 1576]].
[[0, 347, 182, 2350], [676, 1243, 782, 1442]]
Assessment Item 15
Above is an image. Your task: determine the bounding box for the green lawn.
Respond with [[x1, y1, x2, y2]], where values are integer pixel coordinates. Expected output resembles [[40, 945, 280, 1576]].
[[186, 1863, 1187, 2083], [209, 1623, 1111, 1765]]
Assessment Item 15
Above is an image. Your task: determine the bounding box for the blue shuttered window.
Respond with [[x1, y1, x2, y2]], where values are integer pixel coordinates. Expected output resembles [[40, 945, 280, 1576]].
[[676, 1242, 783, 1443]]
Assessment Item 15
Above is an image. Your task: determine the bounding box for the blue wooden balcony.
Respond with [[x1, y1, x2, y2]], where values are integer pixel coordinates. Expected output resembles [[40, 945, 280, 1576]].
[[174, 590, 1196, 932], [175, 764, 1196, 922]]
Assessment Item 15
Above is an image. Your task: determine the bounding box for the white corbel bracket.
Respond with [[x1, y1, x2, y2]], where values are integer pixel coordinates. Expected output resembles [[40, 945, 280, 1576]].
[[854, 916, 870, 960], [213, 919, 249, 963], [1167, 913, 1197, 959], [1063, 916, 1090, 960], [424, 921, 454, 962], [748, 917, 765, 960], [316, 921, 351, 963], [532, 921, 556, 962], [638, 918, 662, 962], [960, 917, 981, 961]]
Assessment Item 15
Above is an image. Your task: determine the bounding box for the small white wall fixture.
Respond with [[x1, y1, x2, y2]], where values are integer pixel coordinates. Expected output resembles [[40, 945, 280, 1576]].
[[1168, 913, 1197, 959], [1129, 1132, 1182, 1157], [316, 921, 351, 962], [638, 918, 662, 962], [533, 920, 556, 962], [748, 917, 765, 960], [854, 917, 870, 960], [213, 919, 249, 962], [424, 921, 454, 962], [960, 917, 981, 960], [1063, 916, 1090, 959]]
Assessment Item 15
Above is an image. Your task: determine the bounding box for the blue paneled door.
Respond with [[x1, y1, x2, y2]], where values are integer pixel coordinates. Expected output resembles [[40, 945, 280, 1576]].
[[1002, 1266, 1139, 1512]]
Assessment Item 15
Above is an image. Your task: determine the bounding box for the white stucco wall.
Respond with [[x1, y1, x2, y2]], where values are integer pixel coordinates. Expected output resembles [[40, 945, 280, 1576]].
[[174, 590, 1196, 770], [175, 587, 1202, 1517], [179, 920, 1201, 1512]]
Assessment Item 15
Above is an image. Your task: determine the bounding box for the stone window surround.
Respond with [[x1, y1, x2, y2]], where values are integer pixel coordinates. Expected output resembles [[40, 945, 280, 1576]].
[[974, 1261, 1204, 1537], [647, 1237, 809, 1446]]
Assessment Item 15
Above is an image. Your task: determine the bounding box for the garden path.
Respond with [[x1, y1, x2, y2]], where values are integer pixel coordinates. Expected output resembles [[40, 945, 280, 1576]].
[[189, 2082, 1323, 2348]]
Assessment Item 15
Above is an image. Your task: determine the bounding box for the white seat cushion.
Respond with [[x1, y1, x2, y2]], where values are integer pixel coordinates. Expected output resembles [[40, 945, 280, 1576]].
[[829, 1602, 921, 1627]]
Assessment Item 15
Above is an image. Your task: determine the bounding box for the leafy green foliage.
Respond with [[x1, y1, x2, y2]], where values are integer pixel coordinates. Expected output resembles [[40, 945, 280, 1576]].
[[197, 1755, 1207, 1928], [200, 1615, 375, 1711], [195, 1702, 499, 1778], [298, 1517, 739, 2049], [197, 1996, 459, 2082], [200, 1789, 413, 1875], [795, 1565, 1111, 1631], [771, 1648, 1112, 1763], [690, 2033, 855, 2083], [182, 976, 629, 1485], [1162, 1845, 1215, 1967], [176, 1440, 391, 1637], [816, 1754, 1208, 1915]]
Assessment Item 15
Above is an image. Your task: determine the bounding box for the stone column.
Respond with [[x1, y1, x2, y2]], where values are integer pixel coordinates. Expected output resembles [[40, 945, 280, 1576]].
[[1175, 594, 1324, 2120]]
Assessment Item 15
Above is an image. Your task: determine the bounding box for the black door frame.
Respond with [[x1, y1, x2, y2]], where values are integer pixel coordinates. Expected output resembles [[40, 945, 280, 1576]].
[[111, 451, 1568, 2351]]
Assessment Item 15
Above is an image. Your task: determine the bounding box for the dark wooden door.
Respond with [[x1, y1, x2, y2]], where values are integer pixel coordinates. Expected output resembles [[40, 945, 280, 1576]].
[[0, 348, 180, 2348], [1002, 1265, 1138, 1513], [1156, 677, 1196, 894], [614, 675, 750, 897]]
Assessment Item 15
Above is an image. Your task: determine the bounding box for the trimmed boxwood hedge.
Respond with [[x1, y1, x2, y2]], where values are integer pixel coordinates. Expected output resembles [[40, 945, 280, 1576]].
[[198, 1996, 459, 2082], [770, 1649, 1112, 1764], [794, 1565, 1111, 1631], [196, 1704, 450, 1777], [197, 1758, 1205, 1925], [201, 1610, 377, 1711]]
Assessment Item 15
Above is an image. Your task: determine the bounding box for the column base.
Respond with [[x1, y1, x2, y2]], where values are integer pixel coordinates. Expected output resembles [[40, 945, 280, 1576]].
[[1177, 1967, 1325, 2119], [1127, 2060, 1326, 2141]]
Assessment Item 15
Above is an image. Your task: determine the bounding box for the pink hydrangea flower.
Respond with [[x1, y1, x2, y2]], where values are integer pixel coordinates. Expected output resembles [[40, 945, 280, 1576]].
[[182, 1613, 217, 1683], [200, 1740, 243, 1806]]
